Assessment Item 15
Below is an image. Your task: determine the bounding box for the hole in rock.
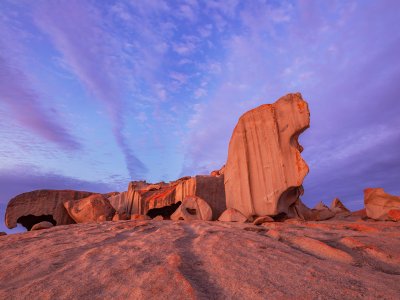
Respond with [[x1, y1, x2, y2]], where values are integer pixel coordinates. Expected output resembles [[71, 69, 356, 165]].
[[272, 213, 288, 222], [146, 201, 181, 219], [186, 208, 197, 215], [17, 214, 57, 231]]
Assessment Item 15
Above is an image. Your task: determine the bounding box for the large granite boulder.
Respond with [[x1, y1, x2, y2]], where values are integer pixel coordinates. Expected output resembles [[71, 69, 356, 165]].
[[64, 194, 115, 223], [5, 190, 94, 230], [224, 93, 310, 218], [108, 175, 226, 220], [364, 188, 400, 220]]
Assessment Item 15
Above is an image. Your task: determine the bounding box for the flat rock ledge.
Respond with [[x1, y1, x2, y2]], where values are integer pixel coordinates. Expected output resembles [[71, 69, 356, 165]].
[[0, 219, 399, 299]]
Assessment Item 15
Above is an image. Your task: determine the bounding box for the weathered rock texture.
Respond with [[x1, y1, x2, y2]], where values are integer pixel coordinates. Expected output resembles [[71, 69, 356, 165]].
[[330, 198, 350, 214], [0, 219, 399, 299], [218, 208, 248, 223], [171, 196, 212, 221], [364, 188, 400, 221], [224, 93, 310, 218], [64, 194, 115, 223], [5, 190, 94, 230], [31, 221, 54, 231], [109, 175, 226, 220]]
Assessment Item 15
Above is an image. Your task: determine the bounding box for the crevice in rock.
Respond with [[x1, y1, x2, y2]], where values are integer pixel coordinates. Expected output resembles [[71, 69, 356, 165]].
[[17, 214, 57, 231], [146, 201, 181, 219]]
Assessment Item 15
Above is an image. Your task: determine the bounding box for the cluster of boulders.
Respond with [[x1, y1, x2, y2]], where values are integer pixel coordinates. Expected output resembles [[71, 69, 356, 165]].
[[3, 93, 400, 232]]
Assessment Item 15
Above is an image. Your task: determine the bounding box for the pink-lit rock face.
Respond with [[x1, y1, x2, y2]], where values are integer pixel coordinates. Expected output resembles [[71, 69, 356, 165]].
[[224, 93, 310, 218], [108, 175, 226, 220], [0, 219, 399, 299], [5, 190, 95, 230], [364, 188, 400, 220], [171, 196, 212, 221], [64, 194, 115, 223]]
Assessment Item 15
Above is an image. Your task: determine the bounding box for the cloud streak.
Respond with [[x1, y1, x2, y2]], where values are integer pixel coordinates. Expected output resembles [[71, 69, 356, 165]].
[[34, 0, 147, 178]]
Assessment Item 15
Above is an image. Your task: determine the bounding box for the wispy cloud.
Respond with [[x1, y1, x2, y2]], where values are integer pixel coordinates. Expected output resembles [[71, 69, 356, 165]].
[[33, 0, 147, 178], [0, 6, 81, 151]]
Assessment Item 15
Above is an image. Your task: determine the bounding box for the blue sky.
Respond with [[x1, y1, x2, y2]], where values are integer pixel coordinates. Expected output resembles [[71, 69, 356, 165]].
[[1, 0, 400, 233]]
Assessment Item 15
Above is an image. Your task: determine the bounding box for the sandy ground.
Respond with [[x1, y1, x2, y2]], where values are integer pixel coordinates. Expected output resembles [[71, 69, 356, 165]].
[[0, 219, 399, 299]]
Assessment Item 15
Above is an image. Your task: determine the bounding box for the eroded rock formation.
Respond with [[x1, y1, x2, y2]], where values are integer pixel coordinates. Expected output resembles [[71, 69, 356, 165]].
[[64, 194, 115, 223], [5, 190, 94, 230], [224, 93, 310, 218], [108, 175, 226, 220], [364, 188, 400, 220], [170, 196, 212, 221], [330, 198, 350, 214]]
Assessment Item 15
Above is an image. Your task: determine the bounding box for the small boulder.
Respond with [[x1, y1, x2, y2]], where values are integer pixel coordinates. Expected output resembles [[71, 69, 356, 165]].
[[218, 208, 248, 223], [31, 221, 54, 231], [388, 209, 400, 222], [153, 215, 164, 221], [130, 214, 151, 220], [64, 194, 115, 223], [364, 188, 400, 220], [0, 232, 6, 236], [171, 196, 212, 221], [112, 212, 129, 221], [253, 215, 274, 225]]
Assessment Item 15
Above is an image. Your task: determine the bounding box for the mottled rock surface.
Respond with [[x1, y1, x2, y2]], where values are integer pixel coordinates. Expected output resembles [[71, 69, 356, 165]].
[[64, 194, 115, 223], [31, 221, 54, 231], [388, 209, 400, 222], [364, 188, 400, 220], [5, 190, 94, 230], [0, 220, 399, 299], [224, 93, 310, 218]]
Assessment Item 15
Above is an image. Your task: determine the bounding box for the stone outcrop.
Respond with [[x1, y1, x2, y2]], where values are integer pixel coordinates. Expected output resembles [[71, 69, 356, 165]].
[[224, 93, 310, 218], [330, 198, 350, 214], [364, 188, 400, 220], [5, 190, 94, 230], [108, 175, 225, 220], [31, 221, 54, 231], [218, 208, 248, 222], [171, 196, 212, 221], [64, 194, 115, 223]]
